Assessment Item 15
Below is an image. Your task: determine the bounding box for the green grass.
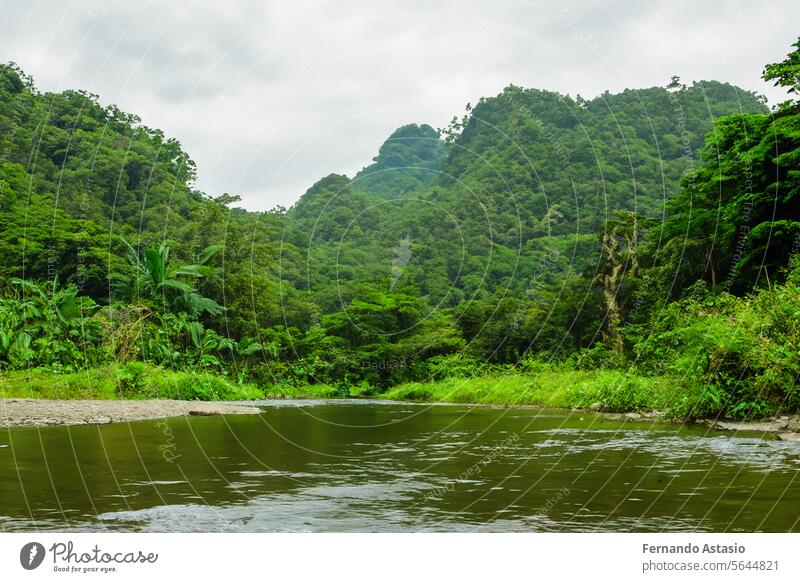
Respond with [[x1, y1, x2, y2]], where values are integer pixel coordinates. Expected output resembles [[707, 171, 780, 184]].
[[0, 365, 726, 420], [0, 366, 120, 399], [260, 367, 710, 420], [0, 364, 264, 401], [378, 370, 683, 414], [260, 383, 341, 399]]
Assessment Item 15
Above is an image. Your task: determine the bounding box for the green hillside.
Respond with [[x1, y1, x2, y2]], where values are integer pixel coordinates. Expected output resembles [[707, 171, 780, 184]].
[[1, 37, 799, 420]]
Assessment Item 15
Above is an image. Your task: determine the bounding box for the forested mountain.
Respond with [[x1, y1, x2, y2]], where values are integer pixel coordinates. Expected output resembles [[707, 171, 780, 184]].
[[1, 38, 799, 419], [352, 123, 446, 200], [290, 79, 768, 353], [0, 65, 207, 298]]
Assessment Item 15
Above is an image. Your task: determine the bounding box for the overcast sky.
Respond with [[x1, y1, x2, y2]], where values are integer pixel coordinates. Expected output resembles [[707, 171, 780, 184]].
[[0, 0, 796, 210]]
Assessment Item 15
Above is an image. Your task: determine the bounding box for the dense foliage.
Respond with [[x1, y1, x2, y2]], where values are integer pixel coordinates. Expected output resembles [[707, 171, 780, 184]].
[[0, 39, 798, 418]]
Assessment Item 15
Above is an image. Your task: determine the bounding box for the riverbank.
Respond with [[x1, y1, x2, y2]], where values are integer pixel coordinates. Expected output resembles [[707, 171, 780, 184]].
[[0, 398, 260, 428], [4, 366, 800, 438], [257, 372, 800, 440], [0, 364, 264, 401], [263, 369, 673, 408], [374, 373, 800, 440], [376, 371, 687, 414]]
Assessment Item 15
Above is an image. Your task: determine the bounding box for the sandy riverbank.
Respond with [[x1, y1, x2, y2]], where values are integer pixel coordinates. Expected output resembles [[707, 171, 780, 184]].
[[0, 398, 261, 428]]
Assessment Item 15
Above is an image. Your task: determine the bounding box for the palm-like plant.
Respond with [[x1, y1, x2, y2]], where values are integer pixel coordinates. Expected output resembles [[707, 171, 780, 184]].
[[0, 278, 103, 369], [111, 241, 246, 369], [116, 241, 224, 317]]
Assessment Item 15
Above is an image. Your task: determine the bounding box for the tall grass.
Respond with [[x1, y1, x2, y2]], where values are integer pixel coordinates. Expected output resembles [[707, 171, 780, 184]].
[[0, 363, 263, 401], [379, 370, 694, 418]]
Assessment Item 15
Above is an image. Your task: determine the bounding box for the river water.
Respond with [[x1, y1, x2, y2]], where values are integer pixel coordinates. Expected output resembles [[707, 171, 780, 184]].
[[1, 400, 799, 532]]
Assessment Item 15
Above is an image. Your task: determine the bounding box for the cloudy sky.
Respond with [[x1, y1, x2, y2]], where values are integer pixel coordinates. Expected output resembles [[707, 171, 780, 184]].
[[1, 0, 796, 210]]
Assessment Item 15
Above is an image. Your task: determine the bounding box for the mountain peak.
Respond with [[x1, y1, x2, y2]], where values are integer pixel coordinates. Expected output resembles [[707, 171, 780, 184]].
[[352, 123, 447, 200]]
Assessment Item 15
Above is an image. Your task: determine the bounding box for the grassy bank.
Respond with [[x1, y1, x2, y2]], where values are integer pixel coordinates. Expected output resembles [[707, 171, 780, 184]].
[[377, 370, 714, 419], [264, 367, 719, 420], [0, 364, 263, 401], [0, 365, 763, 421], [4, 366, 675, 412]]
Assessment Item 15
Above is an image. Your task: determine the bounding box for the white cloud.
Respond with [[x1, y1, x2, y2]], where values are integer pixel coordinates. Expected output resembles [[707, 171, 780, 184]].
[[0, 0, 796, 210]]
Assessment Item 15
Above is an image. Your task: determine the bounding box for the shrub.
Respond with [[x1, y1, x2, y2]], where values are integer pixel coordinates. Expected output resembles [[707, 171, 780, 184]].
[[573, 342, 626, 371], [347, 381, 379, 398], [425, 354, 486, 379], [116, 362, 148, 397], [174, 372, 263, 401]]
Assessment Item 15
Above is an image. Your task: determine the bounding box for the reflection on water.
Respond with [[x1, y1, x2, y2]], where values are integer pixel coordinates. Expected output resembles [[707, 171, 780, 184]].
[[1, 400, 799, 532]]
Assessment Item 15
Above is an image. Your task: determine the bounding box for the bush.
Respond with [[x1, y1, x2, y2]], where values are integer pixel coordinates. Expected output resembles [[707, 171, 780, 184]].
[[591, 376, 657, 412], [261, 383, 339, 399], [383, 383, 434, 402], [573, 342, 626, 371], [518, 357, 560, 376], [425, 354, 486, 379], [663, 381, 724, 420], [174, 372, 263, 401], [116, 362, 148, 397], [633, 274, 800, 419], [347, 381, 379, 398], [112, 364, 263, 401]]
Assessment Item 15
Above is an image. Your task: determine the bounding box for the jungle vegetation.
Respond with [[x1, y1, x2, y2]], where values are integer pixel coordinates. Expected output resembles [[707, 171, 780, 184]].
[[1, 39, 799, 420]]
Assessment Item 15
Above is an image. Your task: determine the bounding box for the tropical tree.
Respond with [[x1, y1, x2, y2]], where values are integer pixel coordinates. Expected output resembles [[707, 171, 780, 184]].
[[115, 241, 224, 317], [659, 38, 800, 295], [594, 211, 642, 354], [763, 37, 800, 99]]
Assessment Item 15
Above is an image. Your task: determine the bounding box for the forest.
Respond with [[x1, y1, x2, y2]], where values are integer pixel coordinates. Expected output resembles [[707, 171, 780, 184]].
[[1, 39, 799, 421]]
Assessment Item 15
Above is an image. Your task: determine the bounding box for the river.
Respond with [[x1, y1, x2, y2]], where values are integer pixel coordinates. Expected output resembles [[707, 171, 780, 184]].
[[1, 400, 799, 531]]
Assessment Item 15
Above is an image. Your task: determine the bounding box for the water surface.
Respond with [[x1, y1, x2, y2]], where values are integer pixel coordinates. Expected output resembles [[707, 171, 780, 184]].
[[1, 400, 799, 532]]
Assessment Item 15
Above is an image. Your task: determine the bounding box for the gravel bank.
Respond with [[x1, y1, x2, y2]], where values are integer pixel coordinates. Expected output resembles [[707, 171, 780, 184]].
[[597, 409, 800, 441], [0, 398, 261, 428]]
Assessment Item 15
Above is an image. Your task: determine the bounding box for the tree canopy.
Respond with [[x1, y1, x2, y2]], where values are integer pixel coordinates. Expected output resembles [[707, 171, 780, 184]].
[[1, 37, 799, 418]]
